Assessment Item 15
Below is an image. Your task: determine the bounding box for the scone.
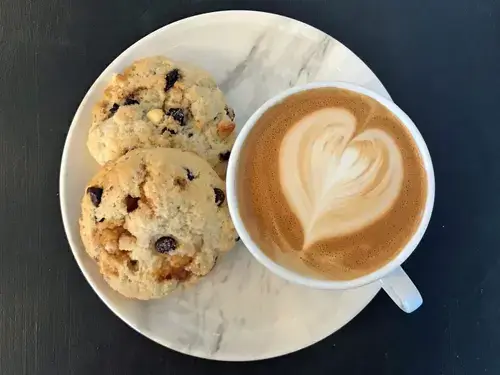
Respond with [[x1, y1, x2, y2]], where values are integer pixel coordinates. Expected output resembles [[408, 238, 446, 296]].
[[87, 56, 236, 177], [79, 148, 237, 299]]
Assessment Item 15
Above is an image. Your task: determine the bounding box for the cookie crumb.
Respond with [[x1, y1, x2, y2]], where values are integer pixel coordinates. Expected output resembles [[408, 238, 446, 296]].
[[125, 195, 139, 212]]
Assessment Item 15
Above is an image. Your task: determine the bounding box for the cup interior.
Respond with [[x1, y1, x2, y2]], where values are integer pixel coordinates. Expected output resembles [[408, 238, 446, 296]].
[[226, 81, 435, 290]]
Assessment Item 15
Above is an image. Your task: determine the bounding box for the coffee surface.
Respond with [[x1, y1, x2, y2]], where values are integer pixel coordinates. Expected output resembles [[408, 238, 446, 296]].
[[237, 88, 427, 280]]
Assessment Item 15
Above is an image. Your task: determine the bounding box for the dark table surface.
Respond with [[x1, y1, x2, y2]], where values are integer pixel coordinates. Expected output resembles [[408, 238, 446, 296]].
[[1, 0, 499, 374]]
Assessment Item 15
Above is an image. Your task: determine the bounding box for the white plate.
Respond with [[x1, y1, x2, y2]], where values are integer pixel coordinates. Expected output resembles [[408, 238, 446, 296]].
[[60, 11, 391, 361]]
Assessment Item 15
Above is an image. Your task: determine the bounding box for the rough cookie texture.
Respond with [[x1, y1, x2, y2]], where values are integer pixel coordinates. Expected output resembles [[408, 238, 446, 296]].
[[79, 148, 237, 299], [87, 56, 236, 178]]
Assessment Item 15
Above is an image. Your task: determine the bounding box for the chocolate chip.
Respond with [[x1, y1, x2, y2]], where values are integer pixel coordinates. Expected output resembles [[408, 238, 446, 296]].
[[165, 69, 180, 91], [187, 133, 193, 138], [161, 127, 177, 135], [125, 195, 139, 212], [214, 188, 225, 206], [166, 108, 185, 125], [87, 186, 103, 207], [98, 218, 105, 223], [109, 103, 120, 115], [219, 151, 231, 161], [155, 236, 178, 253], [225, 105, 235, 121], [185, 168, 195, 181], [124, 97, 139, 106]]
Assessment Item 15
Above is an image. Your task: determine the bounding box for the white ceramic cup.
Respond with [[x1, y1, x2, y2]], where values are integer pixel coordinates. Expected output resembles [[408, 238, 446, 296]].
[[227, 81, 435, 313]]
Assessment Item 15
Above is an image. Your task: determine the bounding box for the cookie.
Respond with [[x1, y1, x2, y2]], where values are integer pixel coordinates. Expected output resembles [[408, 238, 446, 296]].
[[79, 148, 237, 300], [87, 56, 236, 177]]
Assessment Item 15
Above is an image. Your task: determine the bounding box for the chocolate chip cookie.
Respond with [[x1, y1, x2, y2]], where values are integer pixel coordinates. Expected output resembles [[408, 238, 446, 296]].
[[79, 148, 237, 299], [87, 56, 236, 178]]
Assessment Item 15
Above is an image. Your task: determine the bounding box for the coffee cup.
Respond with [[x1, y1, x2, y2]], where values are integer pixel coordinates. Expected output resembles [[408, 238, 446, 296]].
[[226, 82, 435, 313]]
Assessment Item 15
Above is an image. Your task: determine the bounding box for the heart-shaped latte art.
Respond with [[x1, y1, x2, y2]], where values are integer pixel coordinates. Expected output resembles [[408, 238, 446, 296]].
[[279, 108, 404, 249]]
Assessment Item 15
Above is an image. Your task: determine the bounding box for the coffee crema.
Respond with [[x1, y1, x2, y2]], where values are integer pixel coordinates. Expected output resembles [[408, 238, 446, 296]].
[[237, 88, 427, 280]]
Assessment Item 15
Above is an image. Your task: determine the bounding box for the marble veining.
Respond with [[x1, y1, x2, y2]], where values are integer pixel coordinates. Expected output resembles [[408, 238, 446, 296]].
[[61, 11, 388, 361], [219, 28, 338, 124]]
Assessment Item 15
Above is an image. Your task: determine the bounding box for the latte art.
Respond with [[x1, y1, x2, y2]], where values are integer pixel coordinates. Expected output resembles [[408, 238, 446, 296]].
[[237, 88, 427, 280], [279, 108, 404, 248]]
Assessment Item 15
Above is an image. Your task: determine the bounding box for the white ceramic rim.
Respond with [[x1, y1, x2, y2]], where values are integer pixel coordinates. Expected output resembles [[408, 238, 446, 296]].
[[59, 11, 394, 360], [227, 81, 435, 290]]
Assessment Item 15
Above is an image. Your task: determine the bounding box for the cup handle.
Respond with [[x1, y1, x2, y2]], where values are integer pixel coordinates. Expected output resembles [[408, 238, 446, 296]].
[[378, 266, 422, 313]]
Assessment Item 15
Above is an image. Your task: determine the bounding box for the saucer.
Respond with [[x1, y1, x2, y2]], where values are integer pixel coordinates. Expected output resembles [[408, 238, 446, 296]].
[[60, 10, 390, 361]]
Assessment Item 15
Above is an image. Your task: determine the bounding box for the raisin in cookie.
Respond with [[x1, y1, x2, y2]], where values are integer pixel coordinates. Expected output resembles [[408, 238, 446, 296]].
[[79, 148, 237, 300], [87, 56, 236, 177]]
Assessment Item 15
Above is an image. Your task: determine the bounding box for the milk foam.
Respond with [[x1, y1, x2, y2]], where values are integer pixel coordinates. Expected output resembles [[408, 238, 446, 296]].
[[279, 107, 404, 248]]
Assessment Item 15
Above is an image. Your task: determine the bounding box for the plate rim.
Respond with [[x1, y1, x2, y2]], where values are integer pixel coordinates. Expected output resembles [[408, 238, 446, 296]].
[[59, 10, 384, 361]]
